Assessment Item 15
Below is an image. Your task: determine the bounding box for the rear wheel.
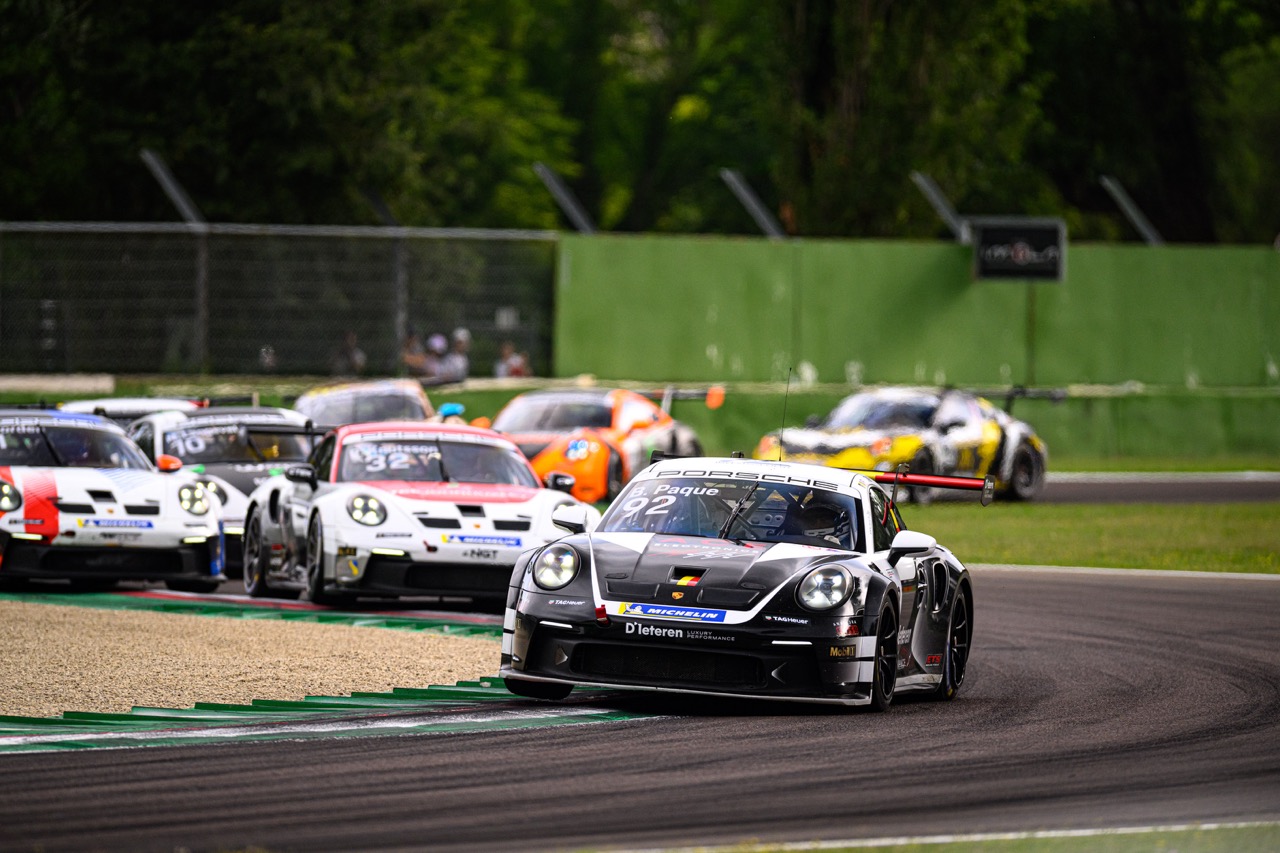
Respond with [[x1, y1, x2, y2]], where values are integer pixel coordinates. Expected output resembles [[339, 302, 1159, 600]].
[[305, 516, 335, 606], [242, 512, 272, 597], [930, 586, 972, 701], [504, 677, 573, 701], [868, 603, 899, 711], [1007, 444, 1045, 501]]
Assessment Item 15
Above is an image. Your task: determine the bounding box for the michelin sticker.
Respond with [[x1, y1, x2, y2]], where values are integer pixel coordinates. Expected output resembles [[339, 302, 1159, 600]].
[[617, 602, 727, 623]]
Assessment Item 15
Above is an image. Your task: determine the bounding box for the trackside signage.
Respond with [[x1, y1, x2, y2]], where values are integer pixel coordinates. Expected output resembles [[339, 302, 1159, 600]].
[[971, 217, 1066, 281]]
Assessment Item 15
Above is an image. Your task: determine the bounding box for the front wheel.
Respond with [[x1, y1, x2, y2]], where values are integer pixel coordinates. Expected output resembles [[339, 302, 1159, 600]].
[[868, 603, 899, 712], [930, 586, 972, 701], [504, 677, 573, 701], [305, 515, 335, 606], [906, 451, 935, 505]]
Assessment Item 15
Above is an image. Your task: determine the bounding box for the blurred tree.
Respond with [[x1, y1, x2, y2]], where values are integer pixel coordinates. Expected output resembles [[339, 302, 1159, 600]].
[[0, 0, 575, 226]]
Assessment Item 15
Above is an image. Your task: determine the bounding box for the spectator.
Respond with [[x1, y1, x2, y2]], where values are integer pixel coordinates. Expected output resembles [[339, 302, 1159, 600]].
[[330, 330, 367, 376], [439, 327, 471, 381], [494, 340, 530, 377], [401, 330, 433, 378]]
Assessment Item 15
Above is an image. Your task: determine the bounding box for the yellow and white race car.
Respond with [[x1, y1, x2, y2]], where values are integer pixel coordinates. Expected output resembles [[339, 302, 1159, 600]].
[[754, 386, 1050, 502]]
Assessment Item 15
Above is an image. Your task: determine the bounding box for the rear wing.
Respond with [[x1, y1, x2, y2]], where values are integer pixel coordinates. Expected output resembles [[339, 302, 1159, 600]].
[[639, 385, 726, 414], [965, 385, 1067, 414], [866, 469, 995, 506]]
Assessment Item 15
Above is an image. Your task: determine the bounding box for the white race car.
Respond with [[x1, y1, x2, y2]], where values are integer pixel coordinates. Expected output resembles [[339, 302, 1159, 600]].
[[127, 407, 319, 578], [0, 411, 225, 592], [241, 420, 600, 608]]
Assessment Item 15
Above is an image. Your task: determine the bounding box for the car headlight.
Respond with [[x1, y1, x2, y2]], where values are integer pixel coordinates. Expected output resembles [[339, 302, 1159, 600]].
[[347, 494, 387, 526], [177, 484, 210, 516], [195, 479, 225, 506], [565, 438, 595, 461], [532, 544, 580, 590], [796, 565, 855, 611], [0, 481, 21, 512]]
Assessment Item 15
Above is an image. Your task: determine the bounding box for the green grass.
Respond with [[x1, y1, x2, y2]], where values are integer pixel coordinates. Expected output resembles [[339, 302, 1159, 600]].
[[903, 502, 1280, 573]]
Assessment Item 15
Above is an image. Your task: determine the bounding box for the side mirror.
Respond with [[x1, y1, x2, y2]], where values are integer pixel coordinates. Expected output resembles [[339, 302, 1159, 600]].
[[544, 471, 576, 494], [285, 463, 318, 488], [888, 529, 937, 567], [156, 454, 183, 473], [938, 419, 965, 433], [551, 504, 590, 534]]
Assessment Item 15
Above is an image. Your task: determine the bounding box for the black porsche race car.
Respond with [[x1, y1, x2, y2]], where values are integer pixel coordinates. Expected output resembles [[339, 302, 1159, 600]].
[[500, 455, 990, 709]]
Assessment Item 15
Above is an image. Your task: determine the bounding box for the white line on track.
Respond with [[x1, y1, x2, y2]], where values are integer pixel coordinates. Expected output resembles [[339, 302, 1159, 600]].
[[618, 820, 1280, 852], [970, 563, 1280, 581], [1048, 470, 1280, 483]]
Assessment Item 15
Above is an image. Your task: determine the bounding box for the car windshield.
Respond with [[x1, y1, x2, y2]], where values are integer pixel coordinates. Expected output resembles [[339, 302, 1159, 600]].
[[824, 393, 937, 430], [297, 392, 428, 425], [0, 424, 152, 470], [492, 397, 612, 431], [337, 438, 539, 486], [163, 424, 313, 464], [599, 476, 864, 552]]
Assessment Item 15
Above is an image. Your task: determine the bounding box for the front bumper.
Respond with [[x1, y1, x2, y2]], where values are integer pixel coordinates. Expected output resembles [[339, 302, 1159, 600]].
[[0, 530, 224, 583], [504, 605, 879, 705], [332, 551, 514, 599]]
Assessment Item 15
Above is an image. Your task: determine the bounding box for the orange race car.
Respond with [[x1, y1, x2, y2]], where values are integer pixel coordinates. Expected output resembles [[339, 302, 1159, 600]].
[[481, 386, 723, 504]]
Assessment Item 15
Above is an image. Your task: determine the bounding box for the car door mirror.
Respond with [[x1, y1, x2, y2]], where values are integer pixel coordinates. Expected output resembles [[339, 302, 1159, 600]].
[[285, 463, 318, 489], [888, 529, 936, 567], [552, 503, 591, 534], [156, 454, 183, 473], [544, 471, 576, 494]]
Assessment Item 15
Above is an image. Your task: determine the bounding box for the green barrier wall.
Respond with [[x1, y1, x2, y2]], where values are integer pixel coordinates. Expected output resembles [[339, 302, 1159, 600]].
[[555, 235, 1280, 388]]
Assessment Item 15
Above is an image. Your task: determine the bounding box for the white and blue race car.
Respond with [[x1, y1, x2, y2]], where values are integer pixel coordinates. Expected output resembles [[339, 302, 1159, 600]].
[[241, 420, 600, 608], [0, 410, 225, 592]]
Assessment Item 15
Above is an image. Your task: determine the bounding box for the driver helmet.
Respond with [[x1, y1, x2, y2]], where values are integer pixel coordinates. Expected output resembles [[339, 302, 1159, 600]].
[[799, 501, 848, 547]]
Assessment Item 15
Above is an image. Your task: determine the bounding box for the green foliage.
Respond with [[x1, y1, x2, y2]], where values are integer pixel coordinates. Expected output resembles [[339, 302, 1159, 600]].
[[1, 0, 1277, 241]]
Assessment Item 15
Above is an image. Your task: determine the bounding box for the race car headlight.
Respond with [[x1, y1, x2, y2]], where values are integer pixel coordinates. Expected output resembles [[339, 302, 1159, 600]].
[[0, 482, 21, 512], [797, 565, 855, 611], [565, 438, 595, 462], [532, 544, 579, 590], [195, 479, 225, 506], [347, 494, 387, 526], [177, 484, 210, 516]]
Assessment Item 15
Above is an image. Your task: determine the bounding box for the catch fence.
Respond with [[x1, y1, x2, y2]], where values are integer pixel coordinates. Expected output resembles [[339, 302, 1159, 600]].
[[0, 222, 558, 379]]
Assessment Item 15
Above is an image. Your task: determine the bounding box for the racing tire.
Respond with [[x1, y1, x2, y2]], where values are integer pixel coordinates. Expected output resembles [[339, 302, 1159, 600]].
[[930, 585, 972, 701], [305, 515, 336, 606], [906, 451, 935, 505], [504, 677, 573, 701], [868, 603, 899, 712], [242, 512, 273, 598], [164, 578, 221, 594], [605, 454, 625, 501], [1006, 444, 1046, 501]]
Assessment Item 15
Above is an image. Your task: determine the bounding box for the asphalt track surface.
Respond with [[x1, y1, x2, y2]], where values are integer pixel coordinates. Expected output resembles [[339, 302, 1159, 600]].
[[1, 474, 1277, 852]]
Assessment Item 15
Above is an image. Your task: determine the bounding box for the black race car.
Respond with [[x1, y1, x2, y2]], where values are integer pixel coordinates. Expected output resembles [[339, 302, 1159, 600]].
[[501, 455, 990, 709]]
